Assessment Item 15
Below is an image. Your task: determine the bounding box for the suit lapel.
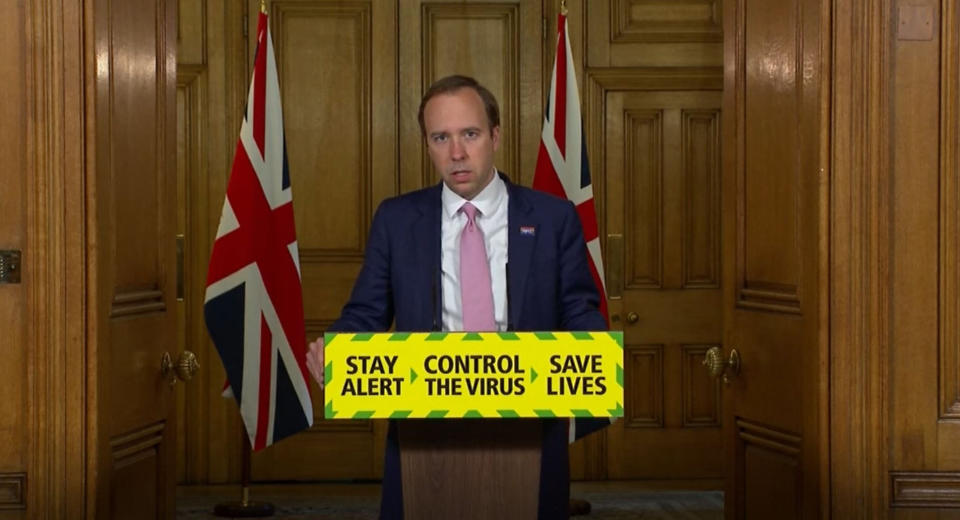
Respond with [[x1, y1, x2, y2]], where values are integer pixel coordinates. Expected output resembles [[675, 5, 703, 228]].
[[505, 176, 536, 330], [411, 184, 443, 331]]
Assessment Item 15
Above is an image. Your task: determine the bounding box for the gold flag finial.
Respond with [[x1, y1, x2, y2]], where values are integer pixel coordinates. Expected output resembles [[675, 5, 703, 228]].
[[560, 0, 568, 16], [260, 0, 267, 14]]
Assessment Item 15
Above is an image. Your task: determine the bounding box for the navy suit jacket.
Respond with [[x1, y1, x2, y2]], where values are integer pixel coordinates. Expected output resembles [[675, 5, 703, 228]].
[[328, 173, 607, 519]]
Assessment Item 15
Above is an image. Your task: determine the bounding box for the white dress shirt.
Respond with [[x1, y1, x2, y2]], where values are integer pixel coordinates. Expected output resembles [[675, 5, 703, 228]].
[[440, 171, 509, 332]]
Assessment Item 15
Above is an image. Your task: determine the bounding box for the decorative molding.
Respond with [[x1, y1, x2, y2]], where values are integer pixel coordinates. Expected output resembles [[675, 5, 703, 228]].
[[25, 0, 89, 514], [891, 472, 960, 508], [611, 0, 722, 43], [736, 419, 801, 456], [110, 289, 166, 317], [298, 250, 366, 264], [623, 109, 663, 289], [735, 419, 801, 513], [110, 422, 165, 468], [941, 0, 960, 420], [308, 419, 374, 433], [273, 2, 373, 256], [0, 473, 26, 510], [826, 0, 891, 511], [737, 284, 801, 313], [625, 345, 663, 428], [420, 3, 520, 187], [177, 62, 210, 483], [681, 109, 720, 289], [176, 0, 206, 65], [681, 345, 720, 427], [586, 67, 723, 92]]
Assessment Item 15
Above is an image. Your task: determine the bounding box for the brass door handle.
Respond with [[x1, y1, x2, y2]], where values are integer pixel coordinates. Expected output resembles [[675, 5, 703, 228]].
[[161, 350, 200, 386], [703, 346, 740, 384], [626, 312, 639, 324]]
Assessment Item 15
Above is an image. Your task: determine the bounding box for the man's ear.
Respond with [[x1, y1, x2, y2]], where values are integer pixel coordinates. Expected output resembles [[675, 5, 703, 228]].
[[491, 126, 501, 151]]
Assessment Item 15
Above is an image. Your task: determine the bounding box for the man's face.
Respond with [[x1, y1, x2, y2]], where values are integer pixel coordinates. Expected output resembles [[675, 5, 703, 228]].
[[422, 88, 500, 200]]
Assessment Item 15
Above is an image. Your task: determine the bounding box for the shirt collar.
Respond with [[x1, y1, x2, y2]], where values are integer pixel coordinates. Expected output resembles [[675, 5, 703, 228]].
[[442, 169, 506, 219]]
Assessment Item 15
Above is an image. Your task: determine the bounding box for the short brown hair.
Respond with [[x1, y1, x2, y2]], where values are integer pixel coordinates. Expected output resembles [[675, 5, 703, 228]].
[[417, 75, 500, 137]]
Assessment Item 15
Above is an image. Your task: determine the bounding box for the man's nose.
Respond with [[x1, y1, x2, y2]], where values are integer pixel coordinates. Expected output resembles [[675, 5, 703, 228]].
[[450, 138, 466, 160]]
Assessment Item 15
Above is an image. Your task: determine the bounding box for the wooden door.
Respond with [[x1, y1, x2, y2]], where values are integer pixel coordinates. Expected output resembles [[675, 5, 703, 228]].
[[90, 0, 180, 517], [569, 0, 726, 481], [602, 87, 724, 480], [721, 0, 826, 516]]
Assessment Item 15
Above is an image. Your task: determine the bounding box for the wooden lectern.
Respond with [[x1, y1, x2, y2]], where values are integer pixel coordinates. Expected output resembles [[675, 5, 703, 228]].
[[398, 419, 542, 520]]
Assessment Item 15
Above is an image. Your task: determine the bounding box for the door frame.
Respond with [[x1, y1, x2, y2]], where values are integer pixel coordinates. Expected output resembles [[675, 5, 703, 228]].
[[24, 0, 90, 517], [826, 0, 892, 516]]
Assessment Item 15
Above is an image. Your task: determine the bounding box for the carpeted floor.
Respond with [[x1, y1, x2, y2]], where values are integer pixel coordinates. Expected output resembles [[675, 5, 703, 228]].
[[177, 484, 723, 520]]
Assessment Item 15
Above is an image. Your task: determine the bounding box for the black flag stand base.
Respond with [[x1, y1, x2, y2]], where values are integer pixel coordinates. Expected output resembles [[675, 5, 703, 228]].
[[213, 424, 275, 518], [569, 497, 592, 516]]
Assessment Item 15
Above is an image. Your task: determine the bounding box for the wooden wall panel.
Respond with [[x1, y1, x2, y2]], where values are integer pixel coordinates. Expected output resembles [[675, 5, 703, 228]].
[[681, 345, 720, 427], [625, 346, 664, 428], [890, 0, 944, 478], [109, 423, 166, 519], [587, 0, 722, 68], [0, 2, 25, 244], [275, 2, 371, 255], [890, 0, 960, 515], [739, 422, 801, 519], [109, 0, 164, 305], [0, 1, 26, 514], [0, 474, 26, 511], [736, 0, 801, 313], [624, 109, 663, 289], [177, 0, 205, 65], [399, 0, 541, 193], [891, 472, 960, 508], [940, 0, 960, 422], [682, 109, 720, 289], [420, 3, 519, 186], [611, 0, 722, 43]]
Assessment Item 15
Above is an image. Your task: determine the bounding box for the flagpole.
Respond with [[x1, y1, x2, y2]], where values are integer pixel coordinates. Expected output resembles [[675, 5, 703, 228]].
[[213, 422, 275, 517]]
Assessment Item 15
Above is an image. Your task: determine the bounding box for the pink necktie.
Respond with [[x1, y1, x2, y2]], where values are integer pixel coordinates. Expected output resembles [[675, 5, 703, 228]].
[[460, 203, 496, 331]]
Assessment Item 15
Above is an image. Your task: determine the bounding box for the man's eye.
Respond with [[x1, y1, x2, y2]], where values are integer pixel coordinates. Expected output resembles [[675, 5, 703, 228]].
[[432, 135, 447, 143], [465, 131, 478, 139]]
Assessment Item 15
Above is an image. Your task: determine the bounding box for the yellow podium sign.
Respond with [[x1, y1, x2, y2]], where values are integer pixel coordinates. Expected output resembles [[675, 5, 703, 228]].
[[322, 331, 623, 419]]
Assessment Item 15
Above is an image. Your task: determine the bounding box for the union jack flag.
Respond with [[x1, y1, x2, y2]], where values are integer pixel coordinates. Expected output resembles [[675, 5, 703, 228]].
[[533, 11, 613, 442], [204, 10, 313, 451]]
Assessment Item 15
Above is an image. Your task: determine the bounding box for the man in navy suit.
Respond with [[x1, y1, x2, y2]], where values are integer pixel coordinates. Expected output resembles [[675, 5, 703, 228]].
[[307, 75, 606, 519]]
